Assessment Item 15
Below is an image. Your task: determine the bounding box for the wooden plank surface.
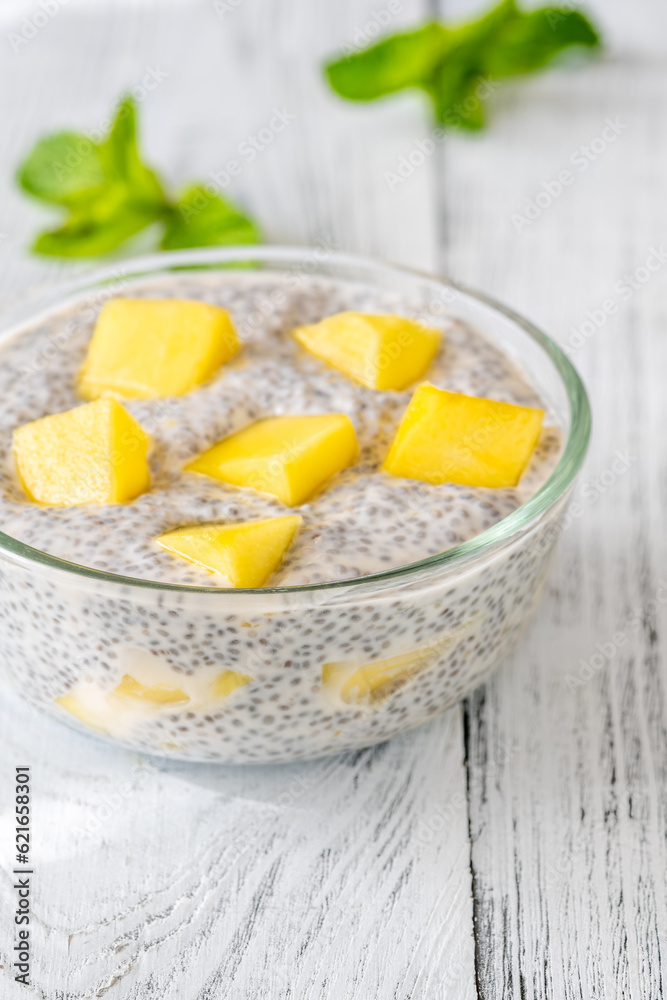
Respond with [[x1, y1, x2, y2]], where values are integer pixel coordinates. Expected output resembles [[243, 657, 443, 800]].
[[0, 2, 476, 998], [434, 3, 667, 994], [0, 0, 665, 997]]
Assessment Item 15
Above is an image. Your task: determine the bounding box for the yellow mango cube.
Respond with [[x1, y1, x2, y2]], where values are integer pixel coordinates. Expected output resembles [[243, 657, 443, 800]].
[[186, 414, 358, 505], [55, 667, 252, 734], [383, 384, 544, 488], [13, 398, 151, 506], [79, 297, 240, 400], [113, 675, 189, 705], [155, 515, 302, 587], [293, 311, 441, 390], [55, 691, 110, 732], [212, 670, 253, 699], [322, 644, 443, 708]]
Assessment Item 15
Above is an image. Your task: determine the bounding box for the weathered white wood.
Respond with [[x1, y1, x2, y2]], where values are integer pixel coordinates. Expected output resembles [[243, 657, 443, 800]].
[[1, 686, 476, 998], [0, 1, 477, 998], [436, 0, 667, 994], [1, 0, 666, 996]]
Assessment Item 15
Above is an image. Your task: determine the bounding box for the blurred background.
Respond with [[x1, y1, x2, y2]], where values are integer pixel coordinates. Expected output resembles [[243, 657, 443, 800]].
[[2, 0, 663, 307]]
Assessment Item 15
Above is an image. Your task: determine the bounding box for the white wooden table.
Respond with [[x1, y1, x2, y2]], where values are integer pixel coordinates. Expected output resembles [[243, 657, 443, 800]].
[[0, 1, 665, 996]]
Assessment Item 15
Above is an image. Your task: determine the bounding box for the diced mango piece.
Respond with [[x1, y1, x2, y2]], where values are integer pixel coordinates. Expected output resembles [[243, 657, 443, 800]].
[[13, 398, 151, 506], [155, 515, 302, 587], [186, 414, 358, 505], [56, 691, 109, 732], [293, 312, 441, 390], [212, 670, 253, 699], [322, 644, 444, 708], [79, 297, 240, 400], [113, 674, 190, 705], [55, 666, 252, 734], [383, 384, 544, 488]]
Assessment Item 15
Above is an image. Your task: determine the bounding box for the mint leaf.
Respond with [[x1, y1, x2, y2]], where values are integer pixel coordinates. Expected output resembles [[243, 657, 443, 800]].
[[16, 132, 106, 206], [426, 0, 518, 129], [424, 1, 518, 129], [445, 0, 519, 50], [486, 9, 600, 76], [326, 0, 519, 110], [32, 185, 162, 258], [16, 95, 262, 258], [432, 71, 488, 129], [33, 207, 157, 258], [325, 23, 450, 100], [17, 96, 168, 257], [98, 96, 166, 208], [324, 0, 601, 130], [161, 185, 260, 251]]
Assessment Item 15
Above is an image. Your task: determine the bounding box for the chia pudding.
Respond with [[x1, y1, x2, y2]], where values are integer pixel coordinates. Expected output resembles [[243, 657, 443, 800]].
[[0, 249, 588, 763]]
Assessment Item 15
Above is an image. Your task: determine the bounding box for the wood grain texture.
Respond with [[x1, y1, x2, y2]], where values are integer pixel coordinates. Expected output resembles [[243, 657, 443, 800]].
[[435, 1, 667, 996], [0, 1, 476, 998], [1, 685, 476, 998], [0, 0, 665, 997]]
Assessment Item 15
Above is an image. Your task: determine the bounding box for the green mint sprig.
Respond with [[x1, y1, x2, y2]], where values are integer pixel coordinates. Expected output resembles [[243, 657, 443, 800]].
[[324, 0, 601, 130], [16, 96, 261, 258]]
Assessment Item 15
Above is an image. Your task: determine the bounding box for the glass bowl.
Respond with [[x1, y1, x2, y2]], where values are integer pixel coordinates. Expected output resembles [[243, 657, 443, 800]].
[[0, 247, 590, 763]]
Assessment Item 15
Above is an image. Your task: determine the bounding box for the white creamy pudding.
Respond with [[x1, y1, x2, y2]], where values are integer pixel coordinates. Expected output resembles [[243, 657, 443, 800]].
[[0, 259, 579, 763], [0, 272, 560, 585]]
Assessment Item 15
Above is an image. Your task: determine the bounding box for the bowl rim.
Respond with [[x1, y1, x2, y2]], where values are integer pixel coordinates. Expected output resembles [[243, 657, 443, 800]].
[[0, 245, 591, 595]]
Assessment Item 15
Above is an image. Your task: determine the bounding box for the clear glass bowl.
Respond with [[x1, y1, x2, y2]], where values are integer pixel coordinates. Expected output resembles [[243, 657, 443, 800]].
[[0, 247, 590, 763]]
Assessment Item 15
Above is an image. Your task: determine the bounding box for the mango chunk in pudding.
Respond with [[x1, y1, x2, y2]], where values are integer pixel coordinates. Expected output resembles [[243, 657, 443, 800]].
[[56, 667, 253, 734], [79, 298, 239, 400], [55, 691, 109, 732], [113, 675, 189, 705], [13, 398, 151, 506], [212, 670, 253, 698], [156, 516, 302, 587], [322, 643, 447, 708], [186, 414, 358, 505], [111, 670, 251, 706], [383, 383, 544, 488], [293, 311, 441, 390]]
